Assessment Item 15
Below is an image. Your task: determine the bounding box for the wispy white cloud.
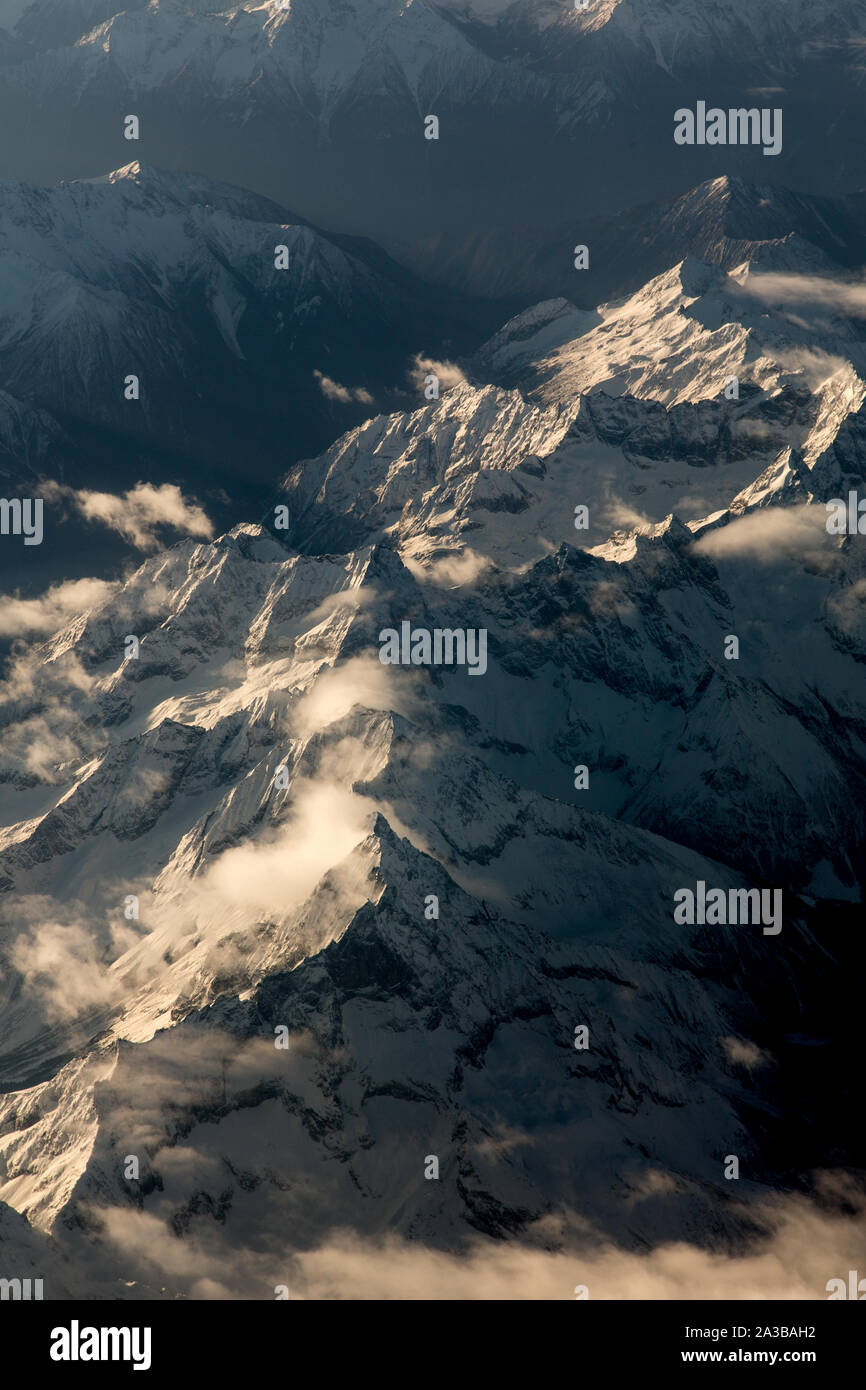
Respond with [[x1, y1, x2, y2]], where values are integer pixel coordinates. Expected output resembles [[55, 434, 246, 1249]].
[[291, 654, 419, 739], [409, 354, 468, 393], [693, 505, 829, 561], [603, 498, 654, 532], [0, 576, 117, 637], [721, 1035, 770, 1069], [404, 547, 491, 588], [827, 577, 866, 638], [770, 347, 853, 389], [313, 370, 374, 405], [736, 272, 866, 315], [0, 648, 97, 780], [9, 916, 135, 1023], [43, 481, 213, 551]]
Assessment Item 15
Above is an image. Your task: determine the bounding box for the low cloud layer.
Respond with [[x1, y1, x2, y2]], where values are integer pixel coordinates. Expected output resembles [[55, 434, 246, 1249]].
[[91, 1174, 866, 1300]]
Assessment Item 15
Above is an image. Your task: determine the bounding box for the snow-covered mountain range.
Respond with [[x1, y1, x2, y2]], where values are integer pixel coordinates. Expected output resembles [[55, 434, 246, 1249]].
[[0, 503, 861, 1292], [0, 163, 864, 1294], [3, 0, 863, 111], [0, 0, 864, 282]]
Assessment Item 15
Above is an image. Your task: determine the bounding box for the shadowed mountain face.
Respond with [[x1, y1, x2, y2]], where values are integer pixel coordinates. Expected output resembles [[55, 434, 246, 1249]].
[[0, 161, 503, 593], [0, 160, 496, 489], [400, 176, 866, 302], [0, 3, 864, 1303]]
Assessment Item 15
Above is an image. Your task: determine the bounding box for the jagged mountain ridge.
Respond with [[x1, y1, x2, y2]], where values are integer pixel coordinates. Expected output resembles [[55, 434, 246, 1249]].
[[475, 249, 866, 409], [287, 242, 866, 565]]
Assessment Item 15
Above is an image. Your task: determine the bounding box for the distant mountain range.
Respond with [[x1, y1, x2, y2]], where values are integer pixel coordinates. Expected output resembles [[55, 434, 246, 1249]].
[[1, 0, 864, 282]]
